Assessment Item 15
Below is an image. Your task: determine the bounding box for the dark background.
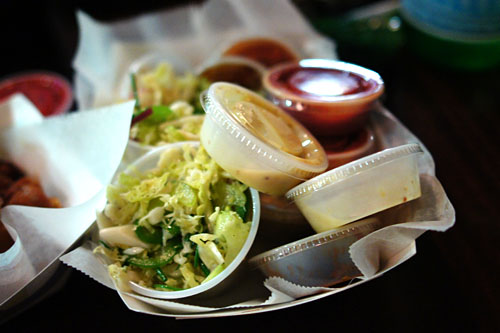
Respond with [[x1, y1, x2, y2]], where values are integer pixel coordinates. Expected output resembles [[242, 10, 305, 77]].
[[1, 1, 499, 331]]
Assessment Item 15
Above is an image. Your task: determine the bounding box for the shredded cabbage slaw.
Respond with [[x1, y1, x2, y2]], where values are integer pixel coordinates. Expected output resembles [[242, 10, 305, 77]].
[[95, 145, 252, 292], [130, 63, 210, 146]]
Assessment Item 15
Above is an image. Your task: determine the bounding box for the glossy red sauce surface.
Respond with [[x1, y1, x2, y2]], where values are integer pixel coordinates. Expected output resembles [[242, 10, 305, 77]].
[[223, 39, 298, 68], [268, 66, 378, 101], [0, 73, 72, 116], [321, 128, 370, 153]]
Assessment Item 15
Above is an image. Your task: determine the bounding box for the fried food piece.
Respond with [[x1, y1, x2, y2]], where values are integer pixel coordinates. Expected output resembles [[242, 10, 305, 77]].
[[5, 178, 61, 208], [0, 160, 24, 198], [1, 162, 62, 252], [0, 175, 15, 197]]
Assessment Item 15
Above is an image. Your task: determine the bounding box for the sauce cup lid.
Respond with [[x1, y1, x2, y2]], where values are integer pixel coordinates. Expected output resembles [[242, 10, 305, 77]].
[[286, 143, 423, 201], [249, 217, 381, 268], [201, 82, 328, 180], [263, 59, 384, 106]]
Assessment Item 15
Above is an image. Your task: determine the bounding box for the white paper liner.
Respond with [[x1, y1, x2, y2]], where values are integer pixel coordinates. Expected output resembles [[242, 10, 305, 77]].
[[0, 94, 43, 129], [72, 0, 337, 110], [0, 224, 36, 302], [0, 99, 134, 307]]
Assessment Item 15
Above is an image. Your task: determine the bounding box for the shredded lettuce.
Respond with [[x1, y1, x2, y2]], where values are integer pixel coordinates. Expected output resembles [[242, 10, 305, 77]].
[[129, 63, 210, 146], [190, 233, 225, 271], [96, 145, 252, 292], [214, 210, 251, 265]]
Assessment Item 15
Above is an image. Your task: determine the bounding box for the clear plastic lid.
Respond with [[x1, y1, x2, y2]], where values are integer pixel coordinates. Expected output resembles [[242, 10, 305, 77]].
[[249, 217, 381, 267], [286, 143, 423, 200], [201, 82, 328, 179]]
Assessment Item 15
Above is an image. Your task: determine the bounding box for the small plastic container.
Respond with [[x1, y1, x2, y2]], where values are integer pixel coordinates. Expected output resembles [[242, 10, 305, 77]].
[[200, 82, 328, 196], [320, 126, 376, 170], [196, 56, 266, 91], [0, 72, 72, 116], [117, 53, 200, 164], [259, 193, 308, 227], [221, 36, 300, 68], [286, 143, 423, 233], [116, 52, 191, 103], [263, 59, 384, 136], [249, 217, 382, 287], [259, 193, 313, 243], [104, 142, 261, 300]]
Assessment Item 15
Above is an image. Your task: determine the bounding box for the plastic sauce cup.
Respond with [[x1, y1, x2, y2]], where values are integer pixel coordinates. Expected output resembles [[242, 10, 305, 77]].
[[200, 82, 328, 196], [221, 36, 300, 68], [196, 56, 266, 91], [263, 59, 384, 136], [286, 143, 423, 233], [249, 217, 382, 287], [320, 126, 376, 170], [0, 72, 72, 116]]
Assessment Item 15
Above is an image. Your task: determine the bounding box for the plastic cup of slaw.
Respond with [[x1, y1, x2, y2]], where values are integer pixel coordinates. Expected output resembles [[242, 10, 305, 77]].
[[116, 52, 192, 103], [117, 53, 203, 165], [101, 141, 261, 300]]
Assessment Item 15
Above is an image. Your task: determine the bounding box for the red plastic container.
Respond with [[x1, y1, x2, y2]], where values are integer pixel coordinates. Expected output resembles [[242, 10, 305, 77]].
[[0, 72, 72, 116], [263, 59, 384, 136]]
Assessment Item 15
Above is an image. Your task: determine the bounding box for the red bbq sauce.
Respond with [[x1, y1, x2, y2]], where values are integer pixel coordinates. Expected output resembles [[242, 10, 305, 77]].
[[320, 127, 376, 170], [263, 60, 384, 136], [268, 66, 379, 102], [0, 72, 72, 116], [223, 38, 299, 68]]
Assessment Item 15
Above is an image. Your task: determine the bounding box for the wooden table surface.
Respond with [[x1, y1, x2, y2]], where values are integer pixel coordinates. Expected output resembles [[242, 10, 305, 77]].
[[1, 2, 498, 332]]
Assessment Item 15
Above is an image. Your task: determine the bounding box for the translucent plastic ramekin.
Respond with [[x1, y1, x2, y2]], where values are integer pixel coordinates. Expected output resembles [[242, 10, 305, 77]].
[[258, 193, 312, 245], [263, 59, 384, 136], [320, 125, 376, 170], [249, 217, 381, 287], [104, 141, 261, 300], [116, 53, 200, 165], [0, 71, 73, 116], [196, 55, 266, 91], [220, 36, 300, 68], [286, 143, 423, 233], [200, 82, 328, 196], [115, 52, 191, 103]]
